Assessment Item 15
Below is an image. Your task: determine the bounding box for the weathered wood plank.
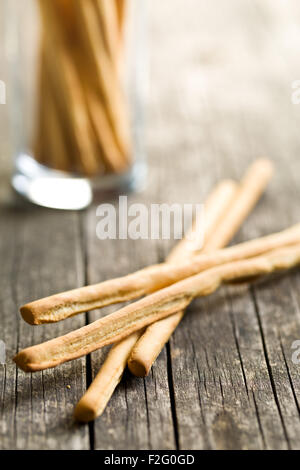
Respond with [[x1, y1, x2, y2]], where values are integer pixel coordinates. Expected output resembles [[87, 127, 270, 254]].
[[0, 205, 89, 450], [243, 165, 300, 450]]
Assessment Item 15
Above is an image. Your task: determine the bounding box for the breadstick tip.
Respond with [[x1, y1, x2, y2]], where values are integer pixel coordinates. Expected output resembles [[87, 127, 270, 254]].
[[20, 305, 39, 326], [13, 352, 31, 373], [219, 179, 238, 189], [249, 158, 274, 178], [74, 400, 98, 423], [14, 349, 43, 373], [127, 358, 149, 377]]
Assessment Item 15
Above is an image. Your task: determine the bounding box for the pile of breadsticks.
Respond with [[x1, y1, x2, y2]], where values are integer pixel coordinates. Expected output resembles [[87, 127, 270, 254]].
[[14, 159, 300, 422], [35, 0, 131, 176]]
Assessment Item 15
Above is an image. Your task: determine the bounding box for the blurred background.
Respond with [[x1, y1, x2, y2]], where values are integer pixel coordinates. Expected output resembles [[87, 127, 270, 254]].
[[0, 0, 300, 208]]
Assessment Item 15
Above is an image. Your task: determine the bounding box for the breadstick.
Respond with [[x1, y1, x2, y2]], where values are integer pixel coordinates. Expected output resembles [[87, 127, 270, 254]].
[[36, 49, 72, 172], [74, 331, 143, 423], [203, 159, 273, 251], [73, 180, 238, 422], [85, 88, 130, 173], [55, 0, 76, 33], [95, 0, 120, 62], [14, 243, 300, 373], [128, 159, 274, 375], [113, 0, 128, 67], [168, 180, 237, 263], [115, 0, 127, 37], [20, 222, 300, 325]]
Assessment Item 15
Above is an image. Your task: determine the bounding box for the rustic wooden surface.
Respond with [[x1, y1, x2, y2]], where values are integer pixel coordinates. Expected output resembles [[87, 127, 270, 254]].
[[1, 0, 300, 450]]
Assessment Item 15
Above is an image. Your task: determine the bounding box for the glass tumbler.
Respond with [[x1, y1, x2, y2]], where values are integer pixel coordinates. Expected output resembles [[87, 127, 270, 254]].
[[4, 0, 147, 210]]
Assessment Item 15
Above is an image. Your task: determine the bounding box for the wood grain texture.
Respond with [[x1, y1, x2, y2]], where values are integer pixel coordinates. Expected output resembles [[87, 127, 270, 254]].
[[0, 206, 89, 449], [1, 0, 300, 450]]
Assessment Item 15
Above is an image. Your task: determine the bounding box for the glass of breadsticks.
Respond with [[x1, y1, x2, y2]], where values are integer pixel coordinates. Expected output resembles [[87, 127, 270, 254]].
[[7, 0, 147, 209]]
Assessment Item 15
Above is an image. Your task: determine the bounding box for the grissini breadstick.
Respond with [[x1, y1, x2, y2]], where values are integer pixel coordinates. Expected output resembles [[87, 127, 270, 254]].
[[203, 159, 273, 252], [115, 0, 127, 37], [113, 0, 128, 67], [20, 222, 300, 325], [74, 330, 143, 423], [95, 0, 120, 62], [37, 50, 72, 172], [73, 180, 238, 422], [168, 180, 237, 263], [128, 159, 274, 375], [85, 88, 130, 173], [128, 312, 185, 377], [14, 243, 300, 373]]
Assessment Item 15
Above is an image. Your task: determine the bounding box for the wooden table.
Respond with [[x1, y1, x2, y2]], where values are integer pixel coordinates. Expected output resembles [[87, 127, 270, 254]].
[[1, 0, 300, 450]]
